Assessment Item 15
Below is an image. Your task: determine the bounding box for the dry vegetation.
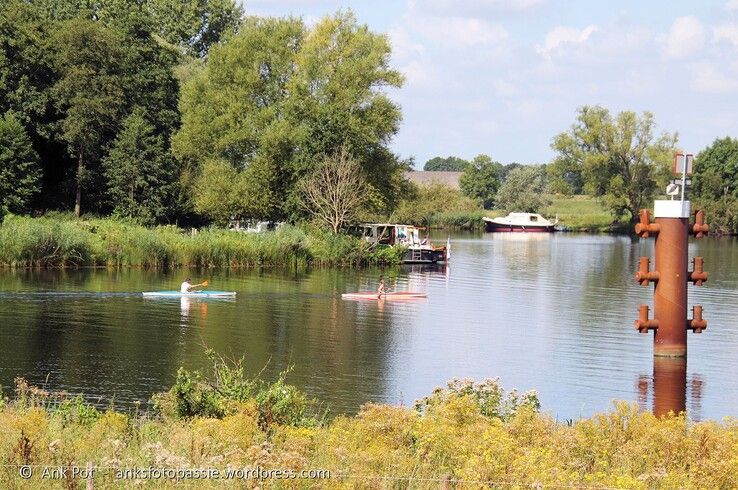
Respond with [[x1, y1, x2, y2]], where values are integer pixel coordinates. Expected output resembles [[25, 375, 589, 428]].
[[0, 372, 736, 489]]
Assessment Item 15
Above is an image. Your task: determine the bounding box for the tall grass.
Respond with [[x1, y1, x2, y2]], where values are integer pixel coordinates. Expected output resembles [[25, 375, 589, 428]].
[[0, 216, 403, 268], [546, 195, 617, 232], [1, 371, 736, 488]]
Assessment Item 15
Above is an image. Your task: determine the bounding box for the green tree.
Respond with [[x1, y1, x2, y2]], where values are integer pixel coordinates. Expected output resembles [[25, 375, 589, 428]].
[[459, 154, 502, 209], [495, 165, 551, 213], [550, 106, 676, 222], [393, 182, 481, 226], [147, 0, 243, 57], [693, 137, 738, 199], [691, 137, 738, 234], [423, 156, 469, 171], [500, 162, 523, 181], [103, 109, 177, 224], [0, 113, 41, 214], [52, 18, 125, 216], [174, 12, 405, 223]]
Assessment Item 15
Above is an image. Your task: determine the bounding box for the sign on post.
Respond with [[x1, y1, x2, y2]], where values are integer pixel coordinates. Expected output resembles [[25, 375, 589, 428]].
[[673, 153, 694, 202], [673, 153, 693, 175]]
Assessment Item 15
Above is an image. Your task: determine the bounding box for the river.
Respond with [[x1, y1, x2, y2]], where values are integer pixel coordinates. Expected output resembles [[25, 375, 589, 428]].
[[1, 232, 736, 420]]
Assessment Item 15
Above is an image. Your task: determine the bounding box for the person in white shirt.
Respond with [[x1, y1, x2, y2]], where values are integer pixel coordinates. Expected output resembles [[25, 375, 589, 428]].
[[181, 278, 193, 293]]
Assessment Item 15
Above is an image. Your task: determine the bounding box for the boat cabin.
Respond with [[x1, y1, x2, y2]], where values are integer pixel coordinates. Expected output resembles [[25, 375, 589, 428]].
[[357, 223, 447, 264]]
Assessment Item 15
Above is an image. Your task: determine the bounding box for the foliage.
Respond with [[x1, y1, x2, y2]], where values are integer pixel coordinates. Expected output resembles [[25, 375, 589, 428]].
[[174, 12, 405, 222], [0, 113, 41, 214], [549, 106, 677, 222], [0, 215, 403, 268], [459, 154, 503, 209], [297, 148, 370, 233], [393, 182, 482, 227], [415, 378, 540, 422], [693, 137, 738, 200], [545, 196, 614, 232], [51, 18, 126, 216], [692, 137, 738, 234], [153, 350, 320, 429], [147, 0, 243, 57], [495, 165, 552, 213], [103, 109, 178, 224], [2, 378, 738, 488], [423, 155, 469, 171]]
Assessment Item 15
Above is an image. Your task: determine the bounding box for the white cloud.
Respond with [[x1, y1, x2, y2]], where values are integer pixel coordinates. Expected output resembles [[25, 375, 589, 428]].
[[419, 0, 546, 14], [412, 17, 509, 48], [389, 26, 424, 62], [713, 23, 738, 47], [401, 60, 436, 88], [663, 16, 705, 59], [726, 0, 738, 11], [691, 63, 738, 93], [535, 25, 598, 58]]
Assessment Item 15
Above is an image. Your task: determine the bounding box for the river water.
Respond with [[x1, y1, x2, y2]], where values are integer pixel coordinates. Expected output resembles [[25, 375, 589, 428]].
[[1, 232, 736, 420]]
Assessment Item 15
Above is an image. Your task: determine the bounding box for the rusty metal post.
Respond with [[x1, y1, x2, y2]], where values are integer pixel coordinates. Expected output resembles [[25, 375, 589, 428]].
[[653, 211, 689, 356], [635, 202, 708, 357]]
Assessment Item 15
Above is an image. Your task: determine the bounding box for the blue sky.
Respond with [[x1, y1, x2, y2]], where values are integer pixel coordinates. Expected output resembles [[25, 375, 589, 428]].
[[246, 0, 738, 167]]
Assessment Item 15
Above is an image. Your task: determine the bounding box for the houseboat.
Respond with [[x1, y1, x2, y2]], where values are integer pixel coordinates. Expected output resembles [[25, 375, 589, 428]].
[[483, 213, 557, 232], [357, 223, 448, 264]]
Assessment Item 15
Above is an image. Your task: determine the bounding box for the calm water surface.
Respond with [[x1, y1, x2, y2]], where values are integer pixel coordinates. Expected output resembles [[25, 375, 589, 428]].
[[1, 232, 737, 420]]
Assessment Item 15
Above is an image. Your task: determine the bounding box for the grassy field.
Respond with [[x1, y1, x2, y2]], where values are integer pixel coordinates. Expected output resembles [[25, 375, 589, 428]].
[[423, 196, 618, 232], [546, 195, 618, 232], [0, 364, 736, 489]]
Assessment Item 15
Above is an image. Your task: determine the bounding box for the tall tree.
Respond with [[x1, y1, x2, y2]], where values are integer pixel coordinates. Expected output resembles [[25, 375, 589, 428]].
[[147, 0, 243, 57], [693, 137, 738, 200], [495, 165, 551, 213], [691, 137, 738, 234], [288, 11, 405, 213], [52, 18, 125, 216], [549, 106, 676, 222], [103, 109, 177, 223], [459, 154, 502, 209], [174, 12, 405, 223], [0, 113, 41, 214], [423, 156, 469, 171]]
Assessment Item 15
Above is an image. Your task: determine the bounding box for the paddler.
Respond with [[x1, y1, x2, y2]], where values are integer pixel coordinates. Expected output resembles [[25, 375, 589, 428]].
[[181, 277, 194, 293], [377, 277, 386, 299]]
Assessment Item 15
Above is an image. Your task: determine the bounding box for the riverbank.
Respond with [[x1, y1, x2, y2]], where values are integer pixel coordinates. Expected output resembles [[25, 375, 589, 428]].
[[424, 196, 619, 232], [1, 366, 735, 489], [0, 215, 404, 268]]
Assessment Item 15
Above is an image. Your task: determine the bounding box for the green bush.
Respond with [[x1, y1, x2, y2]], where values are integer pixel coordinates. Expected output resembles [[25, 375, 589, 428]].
[[153, 351, 321, 429]]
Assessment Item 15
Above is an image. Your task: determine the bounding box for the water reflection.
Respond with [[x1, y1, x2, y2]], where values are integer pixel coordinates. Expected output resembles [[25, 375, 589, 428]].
[[0, 233, 737, 420], [636, 358, 704, 419]]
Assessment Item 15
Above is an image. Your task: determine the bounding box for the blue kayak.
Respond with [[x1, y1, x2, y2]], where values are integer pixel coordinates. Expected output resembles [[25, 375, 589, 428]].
[[142, 290, 236, 298]]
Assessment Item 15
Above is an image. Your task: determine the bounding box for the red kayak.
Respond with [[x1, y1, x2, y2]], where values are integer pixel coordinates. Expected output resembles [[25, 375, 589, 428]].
[[341, 292, 428, 300]]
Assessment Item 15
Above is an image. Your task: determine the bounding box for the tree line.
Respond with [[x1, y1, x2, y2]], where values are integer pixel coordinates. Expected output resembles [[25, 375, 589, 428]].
[[0, 1, 407, 227], [423, 106, 738, 232]]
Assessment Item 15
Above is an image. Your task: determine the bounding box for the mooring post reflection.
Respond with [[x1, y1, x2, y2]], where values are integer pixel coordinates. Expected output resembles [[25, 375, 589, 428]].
[[637, 358, 704, 418], [653, 357, 687, 417]]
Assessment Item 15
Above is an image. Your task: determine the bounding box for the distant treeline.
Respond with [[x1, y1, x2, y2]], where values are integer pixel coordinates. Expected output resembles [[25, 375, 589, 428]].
[[421, 108, 738, 233]]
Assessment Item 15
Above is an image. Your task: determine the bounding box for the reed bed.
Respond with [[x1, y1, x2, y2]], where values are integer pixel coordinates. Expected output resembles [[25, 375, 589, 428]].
[[0, 216, 404, 268]]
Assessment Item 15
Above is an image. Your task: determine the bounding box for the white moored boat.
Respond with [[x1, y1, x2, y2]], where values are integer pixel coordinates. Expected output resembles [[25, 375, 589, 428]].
[[483, 213, 557, 232]]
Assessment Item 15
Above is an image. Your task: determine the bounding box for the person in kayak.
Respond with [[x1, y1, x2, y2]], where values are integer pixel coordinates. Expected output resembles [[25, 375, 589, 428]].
[[181, 278, 194, 293], [377, 276, 395, 299], [181, 278, 208, 293]]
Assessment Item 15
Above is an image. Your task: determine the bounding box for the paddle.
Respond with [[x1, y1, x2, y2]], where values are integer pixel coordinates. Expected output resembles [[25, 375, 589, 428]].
[[191, 280, 209, 290]]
